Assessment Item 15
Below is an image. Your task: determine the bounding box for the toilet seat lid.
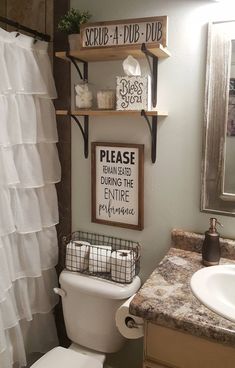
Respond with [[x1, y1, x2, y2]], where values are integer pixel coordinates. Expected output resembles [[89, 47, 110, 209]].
[[31, 347, 103, 368]]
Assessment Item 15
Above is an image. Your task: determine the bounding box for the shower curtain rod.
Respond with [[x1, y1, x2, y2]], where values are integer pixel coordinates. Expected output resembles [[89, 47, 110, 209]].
[[0, 16, 51, 42]]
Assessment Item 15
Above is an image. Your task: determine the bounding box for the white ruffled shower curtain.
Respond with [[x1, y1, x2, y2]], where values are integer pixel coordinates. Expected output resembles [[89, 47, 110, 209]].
[[0, 28, 61, 367]]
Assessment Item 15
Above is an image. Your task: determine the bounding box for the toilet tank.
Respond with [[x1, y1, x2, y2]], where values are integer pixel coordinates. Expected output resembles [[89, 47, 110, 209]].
[[59, 271, 141, 353]]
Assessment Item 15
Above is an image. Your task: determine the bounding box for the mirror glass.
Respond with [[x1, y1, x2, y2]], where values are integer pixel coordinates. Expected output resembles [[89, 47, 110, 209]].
[[223, 40, 235, 195], [201, 21, 235, 216]]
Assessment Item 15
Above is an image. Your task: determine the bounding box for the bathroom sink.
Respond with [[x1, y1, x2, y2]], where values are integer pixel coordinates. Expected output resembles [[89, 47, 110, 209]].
[[190, 264, 235, 322]]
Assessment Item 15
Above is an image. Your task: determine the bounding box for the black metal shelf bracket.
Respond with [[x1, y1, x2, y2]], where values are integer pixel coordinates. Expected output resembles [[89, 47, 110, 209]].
[[66, 52, 88, 81], [71, 114, 89, 158], [141, 43, 158, 108], [66, 53, 89, 158], [141, 110, 158, 163]]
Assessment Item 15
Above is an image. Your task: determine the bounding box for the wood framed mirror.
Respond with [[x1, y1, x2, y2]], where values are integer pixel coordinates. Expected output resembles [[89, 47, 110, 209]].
[[201, 20, 235, 216]]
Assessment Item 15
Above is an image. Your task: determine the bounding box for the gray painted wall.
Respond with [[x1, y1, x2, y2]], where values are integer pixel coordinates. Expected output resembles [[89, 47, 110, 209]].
[[70, 1, 235, 366]]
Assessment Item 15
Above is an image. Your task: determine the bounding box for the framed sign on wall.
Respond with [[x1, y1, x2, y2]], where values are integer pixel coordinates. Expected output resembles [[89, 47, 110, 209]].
[[91, 142, 144, 230], [81, 16, 168, 49]]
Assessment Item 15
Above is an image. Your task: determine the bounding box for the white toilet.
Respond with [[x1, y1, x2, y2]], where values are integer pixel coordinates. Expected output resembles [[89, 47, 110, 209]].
[[31, 270, 141, 368]]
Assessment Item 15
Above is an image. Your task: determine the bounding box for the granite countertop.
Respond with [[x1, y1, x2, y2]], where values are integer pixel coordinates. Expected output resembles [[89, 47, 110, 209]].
[[130, 246, 235, 346]]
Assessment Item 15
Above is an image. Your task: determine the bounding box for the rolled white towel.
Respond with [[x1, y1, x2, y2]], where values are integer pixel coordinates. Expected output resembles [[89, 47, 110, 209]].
[[88, 244, 112, 273], [65, 241, 90, 272], [111, 250, 135, 283]]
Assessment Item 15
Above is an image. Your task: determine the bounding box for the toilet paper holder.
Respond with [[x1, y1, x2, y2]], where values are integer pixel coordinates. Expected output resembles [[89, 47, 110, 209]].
[[125, 316, 143, 329], [116, 294, 144, 339]]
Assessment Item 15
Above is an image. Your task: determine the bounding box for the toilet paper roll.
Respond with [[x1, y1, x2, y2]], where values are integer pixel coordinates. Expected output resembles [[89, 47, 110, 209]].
[[115, 294, 144, 339], [65, 241, 90, 272], [88, 244, 112, 273], [111, 249, 135, 283]]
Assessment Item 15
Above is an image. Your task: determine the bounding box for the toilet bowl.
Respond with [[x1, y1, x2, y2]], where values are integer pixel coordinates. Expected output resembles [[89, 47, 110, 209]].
[[31, 271, 141, 367]]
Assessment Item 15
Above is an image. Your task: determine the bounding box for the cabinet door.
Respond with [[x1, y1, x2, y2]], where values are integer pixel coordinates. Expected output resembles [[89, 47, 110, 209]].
[[145, 322, 235, 368]]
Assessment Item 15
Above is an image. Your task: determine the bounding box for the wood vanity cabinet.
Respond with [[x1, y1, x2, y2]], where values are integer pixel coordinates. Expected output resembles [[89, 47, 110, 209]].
[[143, 322, 235, 368]]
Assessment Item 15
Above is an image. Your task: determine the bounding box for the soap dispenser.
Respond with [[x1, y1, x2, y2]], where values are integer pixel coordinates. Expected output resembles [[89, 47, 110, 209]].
[[202, 218, 222, 266]]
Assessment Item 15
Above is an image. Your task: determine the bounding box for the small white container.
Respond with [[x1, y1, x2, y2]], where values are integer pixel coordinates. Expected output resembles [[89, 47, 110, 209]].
[[97, 89, 116, 109], [68, 34, 81, 51]]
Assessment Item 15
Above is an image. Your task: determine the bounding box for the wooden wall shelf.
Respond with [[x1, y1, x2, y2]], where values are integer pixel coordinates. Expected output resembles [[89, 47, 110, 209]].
[[56, 109, 168, 117], [55, 43, 170, 62], [55, 42, 170, 163], [56, 109, 167, 163]]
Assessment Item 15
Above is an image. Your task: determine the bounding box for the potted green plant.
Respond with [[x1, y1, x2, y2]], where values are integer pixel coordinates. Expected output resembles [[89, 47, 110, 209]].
[[58, 8, 91, 50]]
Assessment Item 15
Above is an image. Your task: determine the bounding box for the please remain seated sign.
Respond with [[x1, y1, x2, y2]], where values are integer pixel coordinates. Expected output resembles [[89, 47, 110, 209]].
[[91, 143, 144, 230], [80, 16, 168, 49]]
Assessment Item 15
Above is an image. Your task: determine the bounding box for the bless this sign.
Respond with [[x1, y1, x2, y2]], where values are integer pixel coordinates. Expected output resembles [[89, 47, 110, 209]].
[[81, 16, 167, 49], [91, 143, 144, 230]]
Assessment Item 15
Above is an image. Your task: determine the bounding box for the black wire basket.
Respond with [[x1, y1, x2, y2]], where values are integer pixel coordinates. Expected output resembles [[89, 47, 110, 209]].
[[62, 230, 141, 284]]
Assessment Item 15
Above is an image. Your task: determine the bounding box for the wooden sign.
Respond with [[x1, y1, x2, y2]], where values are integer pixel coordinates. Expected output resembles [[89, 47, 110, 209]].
[[81, 16, 167, 49], [116, 75, 151, 110], [91, 143, 144, 230]]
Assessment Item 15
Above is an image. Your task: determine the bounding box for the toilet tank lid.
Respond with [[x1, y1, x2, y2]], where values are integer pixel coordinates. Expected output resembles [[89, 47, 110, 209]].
[[59, 271, 141, 299]]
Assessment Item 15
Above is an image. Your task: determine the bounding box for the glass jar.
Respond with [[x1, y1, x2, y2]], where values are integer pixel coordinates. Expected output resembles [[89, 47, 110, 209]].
[[75, 82, 93, 109], [97, 89, 116, 109]]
